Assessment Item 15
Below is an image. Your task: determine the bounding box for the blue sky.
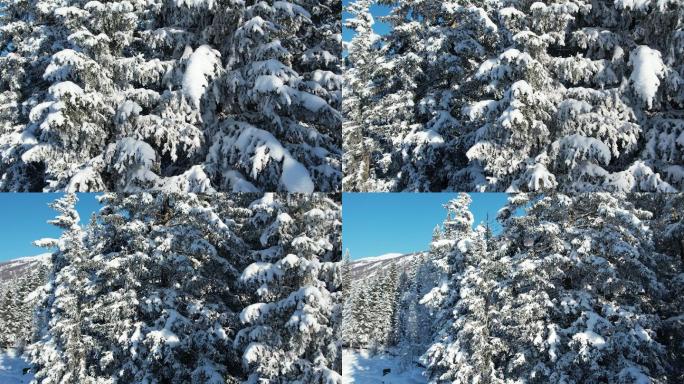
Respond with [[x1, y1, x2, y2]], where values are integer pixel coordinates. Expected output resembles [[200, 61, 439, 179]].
[[0, 193, 101, 262], [342, 0, 392, 43], [343, 193, 509, 260]]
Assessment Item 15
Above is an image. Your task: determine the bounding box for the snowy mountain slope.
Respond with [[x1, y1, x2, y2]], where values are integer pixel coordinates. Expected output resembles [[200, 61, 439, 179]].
[[0, 254, 50, 290], [350, 252, 424, 281]]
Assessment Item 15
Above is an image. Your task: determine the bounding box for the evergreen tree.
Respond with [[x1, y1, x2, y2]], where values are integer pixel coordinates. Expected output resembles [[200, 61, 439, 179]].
[[342, 0, 381, 191], [234, 193, 342, 383], [423, 224, 495, 383], [419, 193, 474, 340], [32, 193, 91, 383]]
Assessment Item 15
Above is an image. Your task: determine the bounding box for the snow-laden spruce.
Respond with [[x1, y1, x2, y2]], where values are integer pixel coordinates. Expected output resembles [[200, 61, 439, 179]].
[[0, 0, 341, 192], [30, 193, 342, 383], [343, 0, 684, 192]]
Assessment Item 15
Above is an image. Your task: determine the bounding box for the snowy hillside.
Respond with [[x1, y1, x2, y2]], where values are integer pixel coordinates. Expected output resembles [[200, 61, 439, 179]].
[[0, 254, 50, 291], [0, 350, 33, 384], [342, 349, 426, 384], [350, 252, 424, 281]]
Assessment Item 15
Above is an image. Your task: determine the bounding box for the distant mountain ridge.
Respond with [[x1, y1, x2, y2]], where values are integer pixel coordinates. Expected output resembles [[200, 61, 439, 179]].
[[350, 252, 425, 281], [0, 253, 51, 289]]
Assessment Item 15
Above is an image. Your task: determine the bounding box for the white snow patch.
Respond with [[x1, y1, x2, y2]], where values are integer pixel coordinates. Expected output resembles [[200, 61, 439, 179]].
[[148, 310, 181, 347], [111, 138, 156, 170], [629, 46, 664, 109], [240, 262, 283, 283], [457, 238, 473, 253], [254, 75, 284, 93], [182, 45, 221, 108], [431, 239, 456, 249], [273, 1, 311, 19], [558, 134, 612, 166], [547, 324, 560, 362], [0, 350, 33, 384], [240, 303, 272, 324], [281, 155, 315, 193], [403, 130, 444, 146], [116, 100, 142, 124], [524, 163, 558, 191], [175, 0, 216, 9], [228, 125, 314, 192], [616, 0, 669, 12], [573, 312, 606, 349], [297, 91, 328, 113], [343, 349, 426, 384], [48, 81, 84, 101], [463, 99, 498, 121]]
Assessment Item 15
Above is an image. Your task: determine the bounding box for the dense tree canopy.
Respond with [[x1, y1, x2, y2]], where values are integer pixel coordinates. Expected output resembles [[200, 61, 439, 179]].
[[0, 0, 342, 192], [343, 0, 684, 192], [29, 193, 342, 383]]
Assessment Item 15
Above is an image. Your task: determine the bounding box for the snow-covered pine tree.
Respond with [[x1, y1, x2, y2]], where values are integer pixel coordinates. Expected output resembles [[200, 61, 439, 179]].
[[381, 263, 400, 346], [209, 0, 342, 193], [342, 248, 352, 294], [631, 193, 684, 380], [79, 193, 250, 383], [0, 288, 21, 347], [0, 0, 342, 192], [347, 278, 374, 348], [341, 249, 356, 348], [344, 0, 455, 191], [235, 193, 342, 383], [364, 264, 399, 350], [31, 193, 92, 383], [342, 283, 356, 348], [342, 0, 382, 191], [341, 267, 403, 351], [418, 193, 474, 341], [419, 194, 499, 382], [422, 224, 494, 383], [449, 193, 670, 383]]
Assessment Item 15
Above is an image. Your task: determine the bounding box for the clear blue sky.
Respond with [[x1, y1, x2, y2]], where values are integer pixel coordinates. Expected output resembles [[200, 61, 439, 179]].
[[343, 0, 392, 42], [0, 193, 101, 261], [343, 193, 509, 260]]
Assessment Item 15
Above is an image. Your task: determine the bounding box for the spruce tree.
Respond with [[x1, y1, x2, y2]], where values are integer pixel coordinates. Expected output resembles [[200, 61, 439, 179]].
[[32, 193, 91, 383], [234, 193, 342, 383]]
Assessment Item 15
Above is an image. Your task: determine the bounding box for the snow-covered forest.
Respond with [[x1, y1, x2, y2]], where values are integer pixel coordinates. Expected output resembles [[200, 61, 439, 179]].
[[0, 255, 50, 351], [0, 0, 341, 192], [343, 0, 684, 192], [0, 193, 342, 383], [343, 193, 684, 383]]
